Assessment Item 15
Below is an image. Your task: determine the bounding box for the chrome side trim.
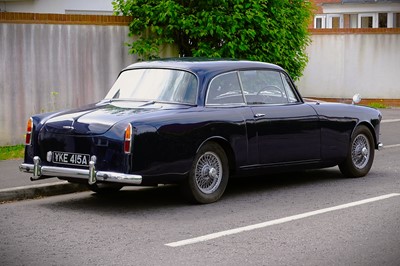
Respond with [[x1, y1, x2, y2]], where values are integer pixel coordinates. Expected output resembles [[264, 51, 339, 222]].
[[20, 163, 142, 185]]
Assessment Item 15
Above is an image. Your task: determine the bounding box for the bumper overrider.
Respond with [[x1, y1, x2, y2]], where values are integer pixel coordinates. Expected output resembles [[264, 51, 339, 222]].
[[19, 156, 142, 185]]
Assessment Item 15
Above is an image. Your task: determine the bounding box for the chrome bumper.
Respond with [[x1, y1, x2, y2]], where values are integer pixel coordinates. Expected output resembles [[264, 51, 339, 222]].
[[19, 156, 142, 185]]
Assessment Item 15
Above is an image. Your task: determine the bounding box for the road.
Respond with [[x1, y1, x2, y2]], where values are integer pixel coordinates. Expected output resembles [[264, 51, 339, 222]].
[[1, 112, 399, 266]]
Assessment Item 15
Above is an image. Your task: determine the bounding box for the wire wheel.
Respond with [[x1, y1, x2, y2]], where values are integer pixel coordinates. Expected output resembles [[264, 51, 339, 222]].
[[181, 142, 229, 204], [351, 134, 370, 169], [195, 151, 222, 194], [339, 125, 375, 178]]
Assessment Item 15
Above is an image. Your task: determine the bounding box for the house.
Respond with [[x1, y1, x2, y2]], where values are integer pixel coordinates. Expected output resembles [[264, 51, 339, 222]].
[[296, 0, 400, 107], [312, 0, 400, 29]]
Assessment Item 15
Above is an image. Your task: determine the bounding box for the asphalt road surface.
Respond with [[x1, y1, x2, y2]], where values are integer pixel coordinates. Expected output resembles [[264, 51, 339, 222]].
[[1, 113, 399, 266]]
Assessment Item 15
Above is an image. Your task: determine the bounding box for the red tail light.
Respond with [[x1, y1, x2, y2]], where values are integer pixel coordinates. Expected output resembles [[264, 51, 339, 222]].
[[25, 117, 33, 145], [124, 124, 132, 154]]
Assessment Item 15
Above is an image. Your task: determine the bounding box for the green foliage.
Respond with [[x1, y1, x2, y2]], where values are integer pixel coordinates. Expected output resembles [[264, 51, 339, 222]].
[[113, 0, 313, 80], [0, 145, 24, 160], [367, 102, 387, 109]]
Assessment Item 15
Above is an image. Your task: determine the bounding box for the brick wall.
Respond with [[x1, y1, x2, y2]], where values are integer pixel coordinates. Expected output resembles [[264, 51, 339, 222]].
[[0, 12, 131, 25]]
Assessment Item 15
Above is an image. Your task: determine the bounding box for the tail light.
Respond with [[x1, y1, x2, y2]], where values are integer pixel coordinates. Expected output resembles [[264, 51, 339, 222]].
[[124, 124, 133, 154], [25, 117, 33, 145]]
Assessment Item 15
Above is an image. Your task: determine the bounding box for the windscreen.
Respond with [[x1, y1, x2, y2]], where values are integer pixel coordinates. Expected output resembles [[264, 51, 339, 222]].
[[105, 68, 198, 105]]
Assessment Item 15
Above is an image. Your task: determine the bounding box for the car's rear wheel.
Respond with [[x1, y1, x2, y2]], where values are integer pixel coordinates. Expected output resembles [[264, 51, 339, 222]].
[[339, 125, 375, 178], [181, 142, 229, 204], [88, 183, 123, 194]]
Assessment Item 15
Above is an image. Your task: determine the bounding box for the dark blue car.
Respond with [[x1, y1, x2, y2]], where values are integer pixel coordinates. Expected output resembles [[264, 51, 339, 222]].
[[20, 59, 382, 203]]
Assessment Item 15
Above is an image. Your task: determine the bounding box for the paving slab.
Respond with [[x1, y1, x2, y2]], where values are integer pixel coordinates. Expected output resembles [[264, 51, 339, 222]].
[[0, 159, 87, 202], [0, 159, 61, 189]]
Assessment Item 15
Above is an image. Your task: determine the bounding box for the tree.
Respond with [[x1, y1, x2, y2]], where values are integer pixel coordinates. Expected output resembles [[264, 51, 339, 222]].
[[112, 0, 313, 80]]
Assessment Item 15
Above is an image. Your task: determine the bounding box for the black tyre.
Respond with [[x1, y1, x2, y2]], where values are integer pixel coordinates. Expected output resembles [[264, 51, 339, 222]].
[[88, 183, 123, 194], [339, 125, 375, 178], [181, 142, 229, 204]]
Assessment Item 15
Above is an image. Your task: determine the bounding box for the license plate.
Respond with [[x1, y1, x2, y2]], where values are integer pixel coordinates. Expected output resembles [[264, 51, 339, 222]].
[[52, 151, 90, 166]]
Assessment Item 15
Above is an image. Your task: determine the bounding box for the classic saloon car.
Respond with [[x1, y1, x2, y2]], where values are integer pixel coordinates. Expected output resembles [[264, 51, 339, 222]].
[[20, 59, 382, 203]]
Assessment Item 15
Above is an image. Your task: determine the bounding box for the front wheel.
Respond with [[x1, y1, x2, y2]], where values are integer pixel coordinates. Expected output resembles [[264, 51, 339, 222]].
[[181, 142, 229, 204], [339, 125, 375, 178]]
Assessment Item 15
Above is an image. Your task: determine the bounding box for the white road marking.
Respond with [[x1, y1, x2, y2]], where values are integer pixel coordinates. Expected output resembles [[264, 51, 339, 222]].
[[380, 119, 400, 148], [384, 144, 400, 149], [381, 119, 400, 123], [165, 193, 400, 247]]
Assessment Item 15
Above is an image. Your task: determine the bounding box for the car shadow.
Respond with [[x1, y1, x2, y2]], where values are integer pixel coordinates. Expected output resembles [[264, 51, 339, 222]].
[[40, 167, 348, 214], [225, 167, 345, 198], [40, 185, 185, 213]]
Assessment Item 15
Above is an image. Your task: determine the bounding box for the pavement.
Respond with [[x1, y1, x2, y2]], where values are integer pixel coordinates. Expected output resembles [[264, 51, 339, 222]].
[[0, 159, 88, 202], [0, 107, 399, 203]]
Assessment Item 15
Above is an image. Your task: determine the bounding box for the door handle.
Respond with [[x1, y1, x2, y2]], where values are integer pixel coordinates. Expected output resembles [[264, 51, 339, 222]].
[[254, 113, 266, 118]]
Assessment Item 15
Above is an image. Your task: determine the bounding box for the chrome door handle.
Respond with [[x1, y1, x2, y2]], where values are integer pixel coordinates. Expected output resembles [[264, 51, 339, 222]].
[[254, 113, 266, 118]]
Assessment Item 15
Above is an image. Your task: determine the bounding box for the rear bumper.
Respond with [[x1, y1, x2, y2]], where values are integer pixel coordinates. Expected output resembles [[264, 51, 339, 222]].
[[19, 156, 142, 185]]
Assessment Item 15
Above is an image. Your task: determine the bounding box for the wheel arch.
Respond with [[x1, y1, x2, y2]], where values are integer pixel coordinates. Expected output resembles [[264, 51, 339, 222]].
[[339, 121, 376, 178], [354, 121, 377, 149], [197, 137, 237, 175]]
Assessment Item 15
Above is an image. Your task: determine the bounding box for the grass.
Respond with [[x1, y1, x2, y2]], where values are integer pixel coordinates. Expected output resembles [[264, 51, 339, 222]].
[[0, 144, 25, 160], [367, 102, 388, 109]]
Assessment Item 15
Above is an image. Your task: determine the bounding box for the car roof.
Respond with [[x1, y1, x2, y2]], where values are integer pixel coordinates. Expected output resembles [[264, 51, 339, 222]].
[[123, 58, 284, 76]]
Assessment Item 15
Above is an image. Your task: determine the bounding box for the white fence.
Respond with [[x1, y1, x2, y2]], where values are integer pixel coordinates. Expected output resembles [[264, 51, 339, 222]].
[[297, 33, 400, 99], [0, 23, 137, 145], [1, 23, 399, 145]]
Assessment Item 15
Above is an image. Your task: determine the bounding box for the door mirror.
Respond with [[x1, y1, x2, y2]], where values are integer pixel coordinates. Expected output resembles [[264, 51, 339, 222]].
[[352, 94, 362, 105]]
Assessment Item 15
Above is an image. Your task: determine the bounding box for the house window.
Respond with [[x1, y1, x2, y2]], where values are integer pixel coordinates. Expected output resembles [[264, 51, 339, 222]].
[[394, 13, 400, 28], [361, 16, 373, 28], [358, 13, 377, 28], [314, 15, 326, 29], [332, 17, 340, 28], [379, 13, 388, 28], [327, 14, 343, 28], [349, 14, 358, 28]]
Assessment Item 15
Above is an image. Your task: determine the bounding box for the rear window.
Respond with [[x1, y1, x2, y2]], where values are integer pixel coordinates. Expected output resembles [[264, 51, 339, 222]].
[[105, 69, 198, 105]]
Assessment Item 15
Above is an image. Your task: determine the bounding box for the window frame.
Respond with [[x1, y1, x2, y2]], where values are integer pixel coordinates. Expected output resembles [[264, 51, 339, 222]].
[[358, 13, 378, 28], [205, 71, 246, 107], [205, 69, 301, 107], [327, 14, 344, 29], [314, 15, 326, 29], [105, 68, 199, 105], [279, 72, 301, 104]]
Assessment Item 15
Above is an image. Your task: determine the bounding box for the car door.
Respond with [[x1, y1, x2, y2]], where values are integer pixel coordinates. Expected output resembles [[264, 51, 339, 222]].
[[239, 70, 321, 165], [206, 71, 258, 166]]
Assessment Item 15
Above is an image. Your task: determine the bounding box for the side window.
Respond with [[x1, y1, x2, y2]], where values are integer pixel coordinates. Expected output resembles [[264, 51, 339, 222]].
[[280, 73, 300, 103], [239, 70, 289, 105], [206, 72, 245, 105]]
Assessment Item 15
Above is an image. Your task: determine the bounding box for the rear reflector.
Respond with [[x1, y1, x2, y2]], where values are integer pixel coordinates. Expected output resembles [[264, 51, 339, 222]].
[[25, 117, 33, 145], [124, 124, 132, 154]]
